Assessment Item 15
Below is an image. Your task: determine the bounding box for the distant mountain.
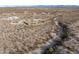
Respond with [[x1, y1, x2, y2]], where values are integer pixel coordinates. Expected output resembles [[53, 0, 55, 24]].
[[0, 5, 79, 9], [30, 5, 79, 9]]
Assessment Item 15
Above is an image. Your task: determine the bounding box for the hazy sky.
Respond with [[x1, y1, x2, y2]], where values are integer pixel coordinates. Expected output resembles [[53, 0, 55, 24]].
[[0, 0, 79, 6]]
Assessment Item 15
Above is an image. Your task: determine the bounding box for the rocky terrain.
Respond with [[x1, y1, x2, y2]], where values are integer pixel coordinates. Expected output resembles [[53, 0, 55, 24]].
[[0, 8, 79, 54]]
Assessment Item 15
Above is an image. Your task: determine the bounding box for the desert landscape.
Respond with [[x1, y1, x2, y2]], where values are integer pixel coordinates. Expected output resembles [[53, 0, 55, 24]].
[[0, 7, 79, 54]]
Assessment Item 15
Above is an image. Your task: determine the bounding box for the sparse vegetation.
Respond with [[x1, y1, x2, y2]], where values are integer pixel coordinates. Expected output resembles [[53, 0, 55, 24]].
[[0, 8, 79, 54]]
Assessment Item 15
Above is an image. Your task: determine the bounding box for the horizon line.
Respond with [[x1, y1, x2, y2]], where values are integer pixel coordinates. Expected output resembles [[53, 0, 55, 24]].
[[0, 5, 79, 7]]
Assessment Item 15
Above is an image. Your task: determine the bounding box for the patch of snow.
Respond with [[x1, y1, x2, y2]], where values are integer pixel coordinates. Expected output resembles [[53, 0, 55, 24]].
[[8, 16, 19, 20], [33, 18, 43, 22]]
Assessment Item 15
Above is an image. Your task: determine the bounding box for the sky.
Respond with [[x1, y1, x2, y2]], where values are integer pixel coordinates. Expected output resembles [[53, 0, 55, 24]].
[[0, 0, 79, 6]]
